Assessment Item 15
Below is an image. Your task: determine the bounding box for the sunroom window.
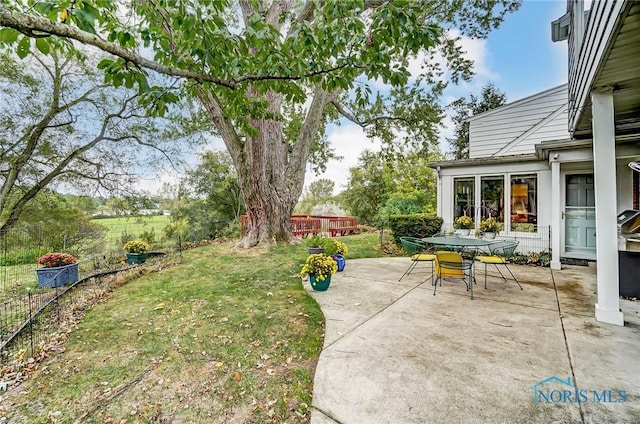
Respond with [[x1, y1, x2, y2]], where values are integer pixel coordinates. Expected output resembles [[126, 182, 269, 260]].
[[481, 176, 504, 226], [510, 175, 537, 232], [453, 177, 474, 220]]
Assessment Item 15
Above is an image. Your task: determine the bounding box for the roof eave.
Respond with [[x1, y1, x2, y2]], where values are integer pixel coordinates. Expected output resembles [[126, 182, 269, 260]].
[[427, 154, 540, 169]]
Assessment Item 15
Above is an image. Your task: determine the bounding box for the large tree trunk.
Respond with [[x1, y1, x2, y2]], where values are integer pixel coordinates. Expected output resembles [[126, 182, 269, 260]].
[[237, 90, 298, 247], [198, 88, 307, 247], [197, 87, 334, 247]]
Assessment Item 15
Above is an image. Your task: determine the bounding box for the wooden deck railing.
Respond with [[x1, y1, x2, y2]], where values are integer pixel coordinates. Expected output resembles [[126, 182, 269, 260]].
[[240, 215, 358, 237], [328, 216, 358, 236]]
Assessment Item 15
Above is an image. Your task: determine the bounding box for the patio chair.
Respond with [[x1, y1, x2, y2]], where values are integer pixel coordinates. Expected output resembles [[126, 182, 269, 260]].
[[433, 247, 478, 299], [476, 240, 523, 290], [399, 237, 436, 283]]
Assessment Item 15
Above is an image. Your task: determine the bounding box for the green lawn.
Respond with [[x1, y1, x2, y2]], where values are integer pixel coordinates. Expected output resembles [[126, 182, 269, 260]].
[[93, 215, 172, 250], [1, 233, 386, 423]]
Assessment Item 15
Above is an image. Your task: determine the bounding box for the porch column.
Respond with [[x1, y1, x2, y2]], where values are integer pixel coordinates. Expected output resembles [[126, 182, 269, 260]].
[[550, 160, 562, 270], [436, 166, 442, 218], [591, 89, 624, 326]]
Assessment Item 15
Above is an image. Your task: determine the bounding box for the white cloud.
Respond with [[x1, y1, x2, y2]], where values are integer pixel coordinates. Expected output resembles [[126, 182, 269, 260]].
[[136, 167, 184, 194], [455, 31, 496, 82], [304, 124, 380, 195]]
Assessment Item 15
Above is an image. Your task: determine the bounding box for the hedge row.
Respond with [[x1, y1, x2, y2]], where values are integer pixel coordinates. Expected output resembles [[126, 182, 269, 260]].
[[0, 248, 49, 266], [388, 214, 443, 244]]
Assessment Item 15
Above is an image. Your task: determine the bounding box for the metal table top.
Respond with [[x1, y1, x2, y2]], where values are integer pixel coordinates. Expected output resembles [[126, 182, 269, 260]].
[[422, 236, 497, 248]]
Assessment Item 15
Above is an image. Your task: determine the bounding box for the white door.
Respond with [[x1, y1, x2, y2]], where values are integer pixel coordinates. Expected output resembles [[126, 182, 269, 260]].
[[564, 174, 596, 258]]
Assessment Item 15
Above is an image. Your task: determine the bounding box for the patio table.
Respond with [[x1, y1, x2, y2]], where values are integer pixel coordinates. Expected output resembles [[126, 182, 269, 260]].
[[422, 236, 496, 251], [422, 236, 498, 299]]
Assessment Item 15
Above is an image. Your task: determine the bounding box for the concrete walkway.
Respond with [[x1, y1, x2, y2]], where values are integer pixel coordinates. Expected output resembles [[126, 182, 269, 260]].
[[305, 258, 640, 424]]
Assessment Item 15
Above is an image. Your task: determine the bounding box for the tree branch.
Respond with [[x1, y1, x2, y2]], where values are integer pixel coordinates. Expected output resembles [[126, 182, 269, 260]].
[[287, 84, 333, 185], [0, 94, 142, 230], [0, 6, 362, 89], [197, 89, 243, 158], [330, 100, 366, 127], [330, 100, 412, 128], [0, 6, 235, 87]]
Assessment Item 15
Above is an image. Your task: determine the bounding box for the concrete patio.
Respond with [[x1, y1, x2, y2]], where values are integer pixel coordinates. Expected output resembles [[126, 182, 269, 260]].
[[306, 258, 640, 424]]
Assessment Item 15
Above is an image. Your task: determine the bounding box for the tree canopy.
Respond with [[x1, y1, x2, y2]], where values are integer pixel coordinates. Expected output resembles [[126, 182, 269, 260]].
[[449, 82, 508, 159], [0, 0, 521, 246], [343, 148, 439, 225], [0, 49, 202, 231]]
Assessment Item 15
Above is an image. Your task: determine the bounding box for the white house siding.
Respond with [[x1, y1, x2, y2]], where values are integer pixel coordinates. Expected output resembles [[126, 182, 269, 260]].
[[468, 85, 570, 159]]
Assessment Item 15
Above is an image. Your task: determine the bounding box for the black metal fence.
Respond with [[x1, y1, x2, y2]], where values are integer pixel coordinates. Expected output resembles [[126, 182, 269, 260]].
[[0, 222, 181, 368]]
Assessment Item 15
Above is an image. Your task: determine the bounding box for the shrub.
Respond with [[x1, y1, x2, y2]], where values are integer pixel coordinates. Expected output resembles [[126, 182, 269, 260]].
[[139, 228, 156, 244], [381, 192, 425, 219], [511, 251, 551, 267], [0, 248, 49, 266], [388, 214, 443, 245]]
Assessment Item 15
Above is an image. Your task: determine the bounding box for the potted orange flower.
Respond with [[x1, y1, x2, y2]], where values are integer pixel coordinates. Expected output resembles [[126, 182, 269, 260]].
[[36, 253, 79, 288]]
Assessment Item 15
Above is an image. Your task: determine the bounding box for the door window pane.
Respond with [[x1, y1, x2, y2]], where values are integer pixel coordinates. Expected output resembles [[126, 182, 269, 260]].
[[481, 176, 504, 223], [510, 175, 537, 232], [566, 174, 595, 206], [454, 178, 474, 219]]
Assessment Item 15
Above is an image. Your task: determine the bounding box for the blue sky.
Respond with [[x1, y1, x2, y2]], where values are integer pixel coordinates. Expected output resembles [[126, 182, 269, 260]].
[[480, 0, 567, 100], [306, 0, 570, 195]]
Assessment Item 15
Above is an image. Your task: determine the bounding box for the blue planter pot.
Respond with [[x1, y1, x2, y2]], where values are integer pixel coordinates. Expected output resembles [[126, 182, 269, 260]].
[[309, 275, 332, 291], [36, 263, 79, 288], [333, 254, 346, 272]]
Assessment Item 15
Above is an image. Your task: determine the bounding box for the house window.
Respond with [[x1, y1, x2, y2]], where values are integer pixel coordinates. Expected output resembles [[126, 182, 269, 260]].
[[481, 176, 504, 224], [453, 178, 474, 219], [510, 175, 537, 232]]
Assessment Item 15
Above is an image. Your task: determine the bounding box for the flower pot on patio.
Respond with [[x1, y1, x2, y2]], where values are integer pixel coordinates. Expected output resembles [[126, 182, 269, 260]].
[[484, 232, 496, 240], [36, 263, 79, 288], [309, 275, 332, 291], [333, 254, 346, 272]]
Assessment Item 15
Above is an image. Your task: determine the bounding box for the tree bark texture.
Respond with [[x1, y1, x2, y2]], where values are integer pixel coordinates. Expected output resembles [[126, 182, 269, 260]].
[[198, 84, 333, 247]]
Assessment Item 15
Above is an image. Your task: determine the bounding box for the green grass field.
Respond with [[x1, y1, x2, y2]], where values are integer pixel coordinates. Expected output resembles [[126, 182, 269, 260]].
[[93, 215, 172, 250]]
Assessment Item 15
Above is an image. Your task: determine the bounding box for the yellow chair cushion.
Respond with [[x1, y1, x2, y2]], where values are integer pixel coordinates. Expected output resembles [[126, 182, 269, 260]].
[[411, 253, 437, 261], [477, 255, 506, 264]]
